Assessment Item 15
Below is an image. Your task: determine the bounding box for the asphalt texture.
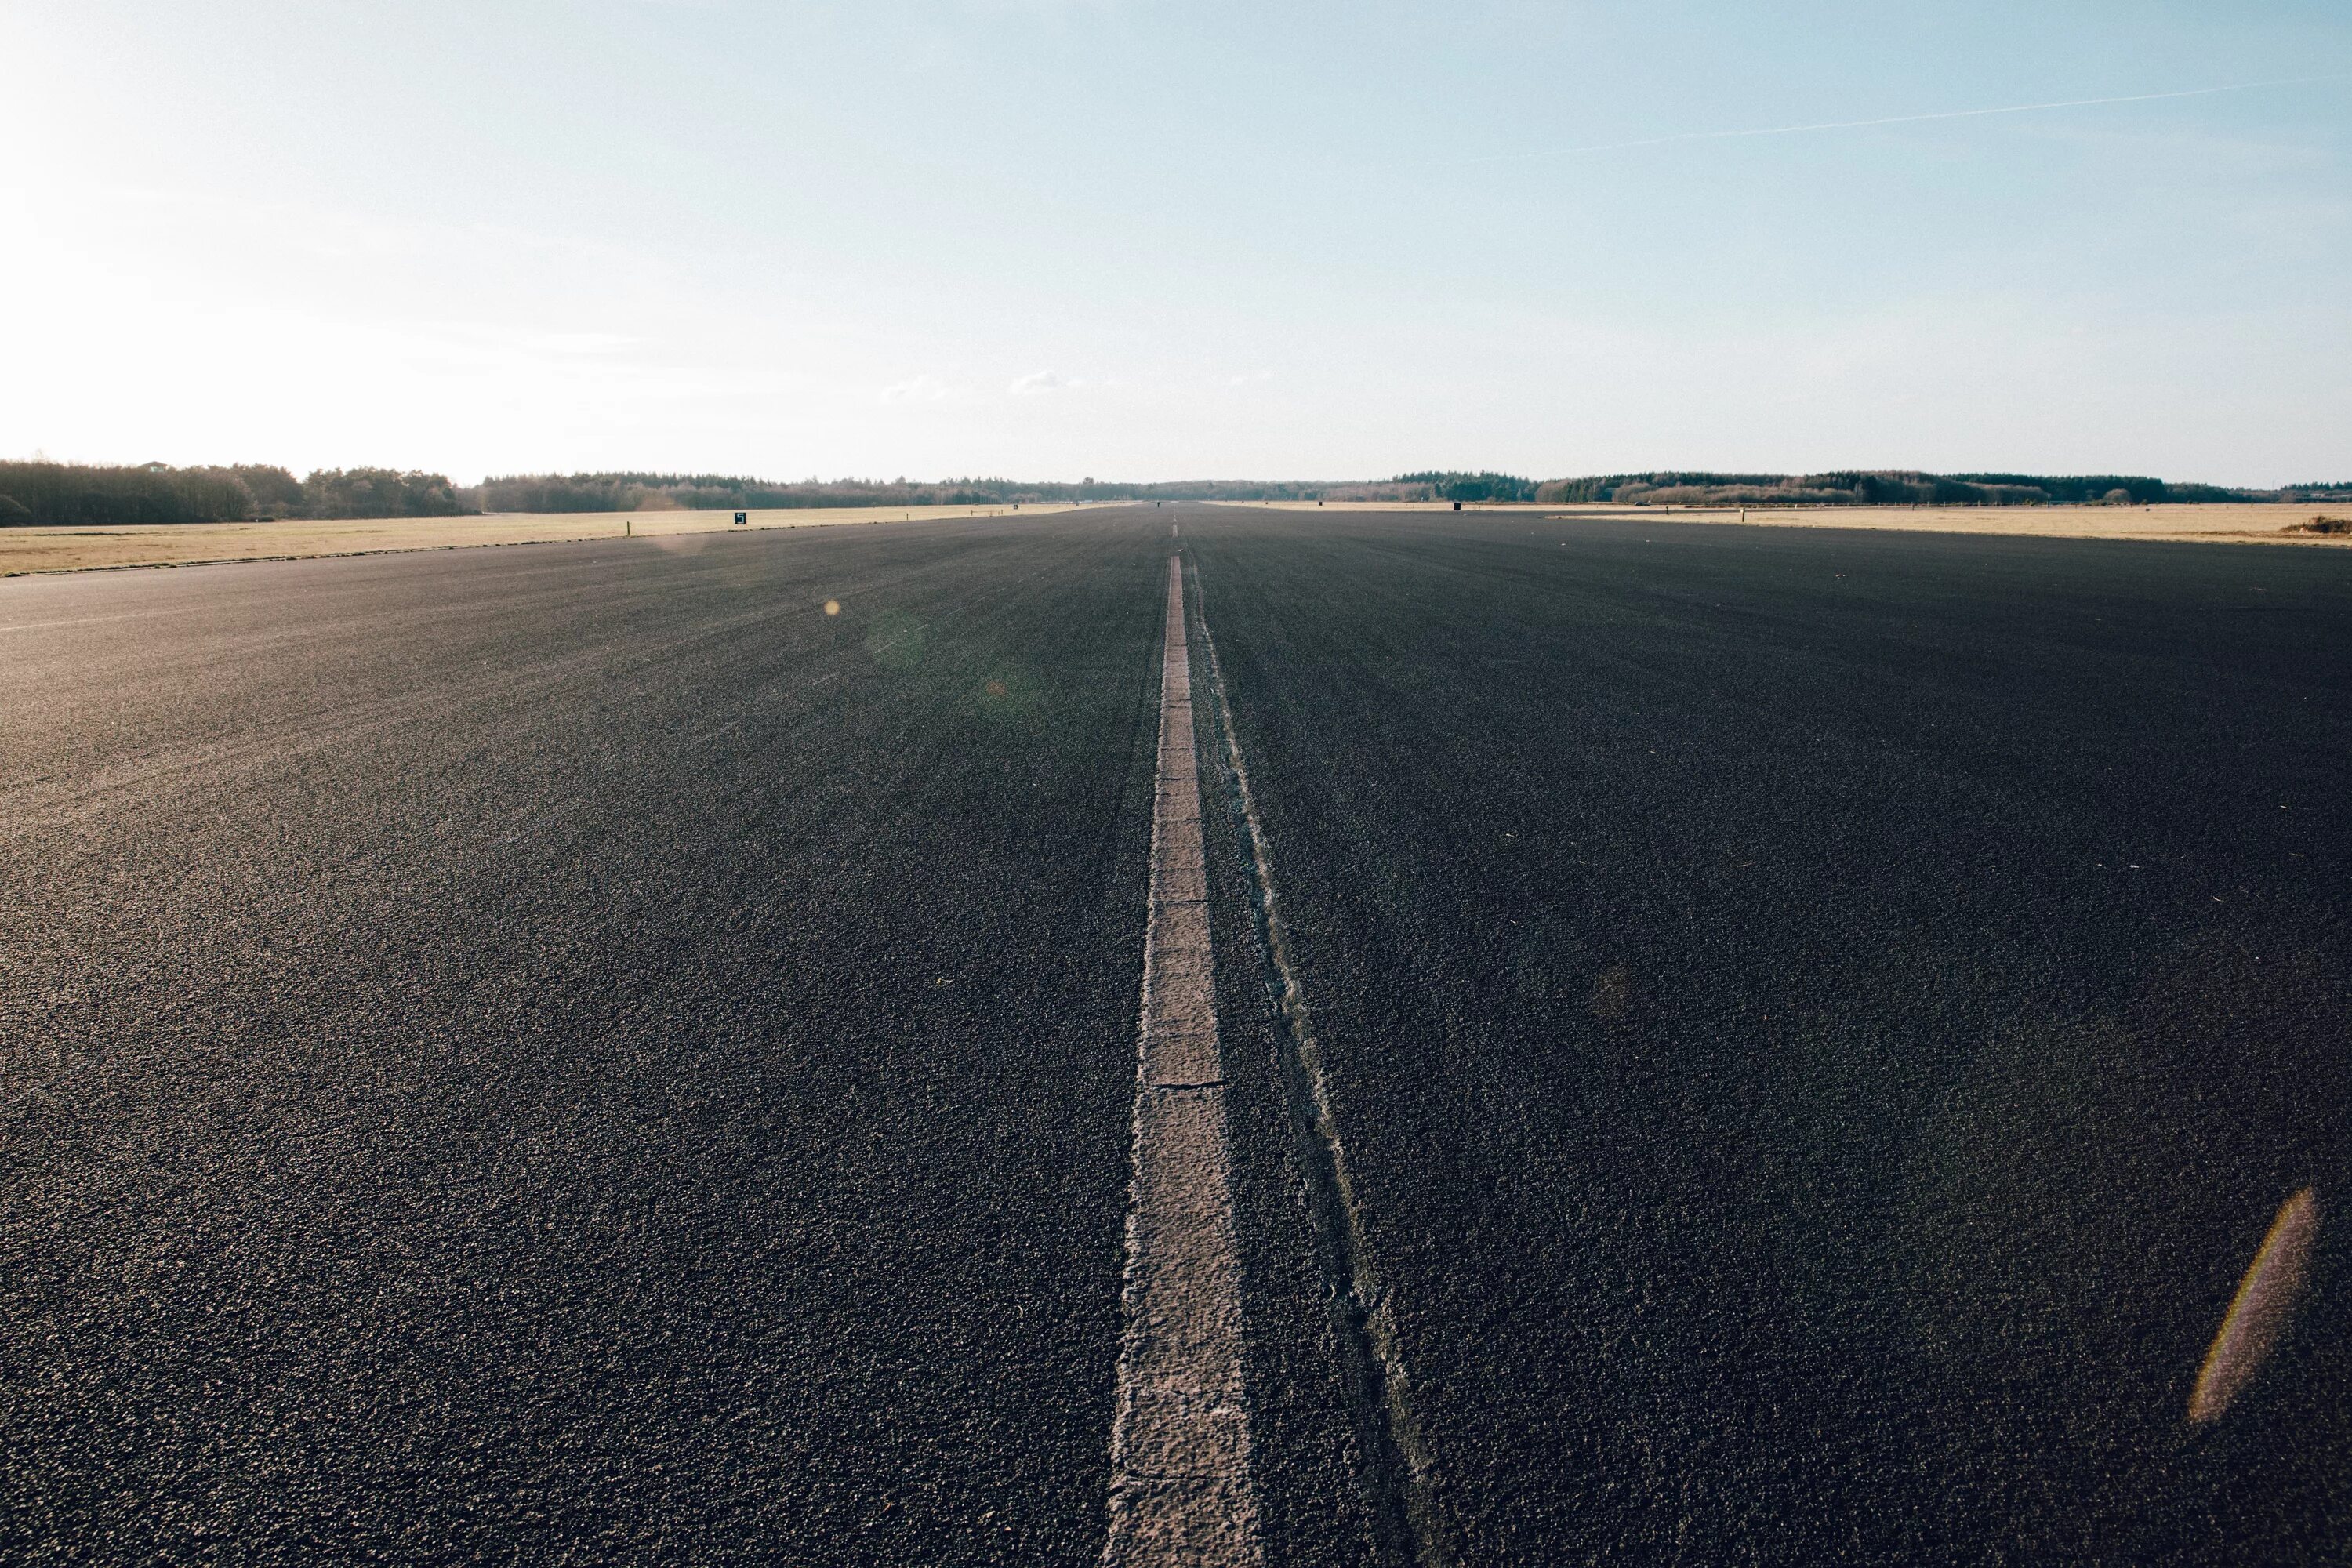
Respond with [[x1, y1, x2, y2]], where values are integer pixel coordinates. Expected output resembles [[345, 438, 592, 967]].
[[5, 505, 2348, 1565], [0, 517, 1171, 1563], [1178, 506, 2352, 1565]]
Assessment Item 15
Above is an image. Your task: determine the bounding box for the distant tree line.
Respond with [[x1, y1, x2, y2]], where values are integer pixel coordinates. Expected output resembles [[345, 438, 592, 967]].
[[1390, 471, 1540, 503], [0, 461, 467, 526], [1, 459, 2305, 528], [1531, 470, 2263, 507], [469, 472, 1070, 512], [473, 470, 1554, 509], [468, 471, 1361, 510]]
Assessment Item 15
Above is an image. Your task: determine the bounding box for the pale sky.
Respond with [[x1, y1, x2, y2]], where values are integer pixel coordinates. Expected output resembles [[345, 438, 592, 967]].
[[5, 2, 2347, 486]]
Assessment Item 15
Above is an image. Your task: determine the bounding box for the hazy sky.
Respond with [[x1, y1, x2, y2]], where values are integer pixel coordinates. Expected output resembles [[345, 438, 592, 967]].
[[6, 2, 2347, 485]]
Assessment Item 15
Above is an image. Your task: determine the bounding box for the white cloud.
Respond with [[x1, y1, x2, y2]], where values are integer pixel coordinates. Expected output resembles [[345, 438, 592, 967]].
[[1009, 369, 1069, 395], [881, 373, 957, 402]]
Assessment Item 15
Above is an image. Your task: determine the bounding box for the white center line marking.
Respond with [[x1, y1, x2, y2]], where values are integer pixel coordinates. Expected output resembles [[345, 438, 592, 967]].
[[1103, 555, 1262, 1566]]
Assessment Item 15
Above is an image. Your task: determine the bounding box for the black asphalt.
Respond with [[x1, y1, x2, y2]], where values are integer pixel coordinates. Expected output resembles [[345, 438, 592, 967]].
[[5, 506, 2348, 1565], [0, 517, 1171, 1563], [1178, 505, 2352, 1564]]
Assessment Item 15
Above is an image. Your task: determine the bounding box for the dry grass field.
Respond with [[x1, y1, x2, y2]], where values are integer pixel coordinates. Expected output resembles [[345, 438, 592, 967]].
[[1580, 501, 2352, 547], [9, 500, 2343, 578], [1239, 499, 2352, 547], [0, 503, 1080, 576]]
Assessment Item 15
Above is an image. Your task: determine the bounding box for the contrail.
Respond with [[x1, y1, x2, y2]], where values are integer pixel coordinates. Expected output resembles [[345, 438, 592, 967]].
[[1400, 73, 2350, 169]]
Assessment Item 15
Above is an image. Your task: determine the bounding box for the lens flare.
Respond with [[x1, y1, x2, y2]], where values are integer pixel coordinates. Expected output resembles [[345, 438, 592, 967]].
[[2189, 1188, 2318, 1425]]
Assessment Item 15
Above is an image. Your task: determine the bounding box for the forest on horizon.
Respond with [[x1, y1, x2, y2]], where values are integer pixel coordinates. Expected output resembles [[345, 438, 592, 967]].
[[4, 459, 2345, 528]]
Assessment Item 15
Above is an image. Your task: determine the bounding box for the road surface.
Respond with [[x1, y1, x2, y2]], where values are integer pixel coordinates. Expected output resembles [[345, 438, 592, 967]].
[[2, 506, 2346, 1563]]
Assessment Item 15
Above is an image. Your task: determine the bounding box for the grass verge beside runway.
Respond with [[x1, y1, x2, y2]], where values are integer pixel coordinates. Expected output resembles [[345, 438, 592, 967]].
[[1231, 499, 2352, 549], [0, 503, 1082, 576]]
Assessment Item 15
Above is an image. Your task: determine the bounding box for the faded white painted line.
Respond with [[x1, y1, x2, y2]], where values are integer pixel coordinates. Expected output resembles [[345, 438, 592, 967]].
[[1193, 576, 1450, 1566], [1103, 555, 1262, 1566]]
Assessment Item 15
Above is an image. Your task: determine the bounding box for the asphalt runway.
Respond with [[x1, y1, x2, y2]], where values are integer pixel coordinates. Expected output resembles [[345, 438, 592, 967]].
[[3, 505, 2347, 1564], [0, 517, 1172, 1563], [1179, 506, 2352, 1564]]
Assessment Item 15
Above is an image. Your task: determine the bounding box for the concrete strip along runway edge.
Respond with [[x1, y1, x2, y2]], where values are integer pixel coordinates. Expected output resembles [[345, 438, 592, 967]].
[[1189, 551, 1454, 1568], [1102, 556, 1263, 1566]]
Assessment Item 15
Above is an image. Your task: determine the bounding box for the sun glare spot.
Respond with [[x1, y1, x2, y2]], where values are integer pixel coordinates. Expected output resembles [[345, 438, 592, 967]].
[[2189, 1187, 2318, 1425]]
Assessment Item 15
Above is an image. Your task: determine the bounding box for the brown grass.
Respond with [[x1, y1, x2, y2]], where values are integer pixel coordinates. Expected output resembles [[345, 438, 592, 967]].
[[1558, 502, 2352, 547], [1234, 500, 2352, 547], [0, 503, 1081, 576]]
